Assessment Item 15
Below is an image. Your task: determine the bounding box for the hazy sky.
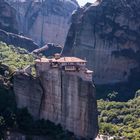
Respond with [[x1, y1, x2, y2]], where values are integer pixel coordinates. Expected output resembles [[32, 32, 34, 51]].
[[77, 0, 96, 6]]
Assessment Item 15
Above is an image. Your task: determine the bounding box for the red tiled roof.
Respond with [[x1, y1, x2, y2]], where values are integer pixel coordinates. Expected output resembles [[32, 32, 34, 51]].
[[52, 57, 86, 63], [35, 57, 86, 63]]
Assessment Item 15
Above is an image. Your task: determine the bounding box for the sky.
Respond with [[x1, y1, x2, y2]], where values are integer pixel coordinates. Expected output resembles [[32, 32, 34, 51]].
[[77, 0, 96, 6]]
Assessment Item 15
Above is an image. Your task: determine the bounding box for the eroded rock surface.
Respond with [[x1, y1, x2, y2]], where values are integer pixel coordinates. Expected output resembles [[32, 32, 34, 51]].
[[0, 0, 18, 33], [33, 43, 62, 56], [0, 0, 39, 51], [0, 29, 39, 51], [63, 0, 140, 85], [13, 73, 43, 118], [10, 0, 78, 46], [13, 68, 98, 139]]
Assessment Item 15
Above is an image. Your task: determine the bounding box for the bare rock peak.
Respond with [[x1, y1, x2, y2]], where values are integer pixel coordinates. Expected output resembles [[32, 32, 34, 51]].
[[63, 0, 140, 88]]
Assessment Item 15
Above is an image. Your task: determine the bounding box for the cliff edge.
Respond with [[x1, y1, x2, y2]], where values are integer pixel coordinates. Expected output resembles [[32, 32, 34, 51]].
[[10, 0, 79, 46], [13, 56, 98, 139], [63, 0, 140, 86]]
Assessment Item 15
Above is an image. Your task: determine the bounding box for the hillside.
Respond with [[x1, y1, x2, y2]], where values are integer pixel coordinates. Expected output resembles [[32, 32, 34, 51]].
[[98, 96, 140, 140], [0, 42, 34, 71]]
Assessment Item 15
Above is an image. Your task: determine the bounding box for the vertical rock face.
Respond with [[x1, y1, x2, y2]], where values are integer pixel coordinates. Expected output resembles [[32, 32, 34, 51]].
[[0, 0, 39, 51], [39, 70, 98, 139], [0, 0, 18, 33], [10, 0, 78, 46], [63, 0, 140, 85], [13, 66, 98, 139], [13, 73, 43, 118]]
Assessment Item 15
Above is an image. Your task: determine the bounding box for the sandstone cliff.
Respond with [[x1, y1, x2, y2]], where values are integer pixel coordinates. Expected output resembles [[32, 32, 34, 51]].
[[0, 0, 18, 33], [63, 0, 140, 85], [0, 0, 77, 51], [0, 0, 39, 51], [10, 0, 78, 46], [13, 73, 43, 117], [13, 67, 98, 139], [0, 29, 39, 51]]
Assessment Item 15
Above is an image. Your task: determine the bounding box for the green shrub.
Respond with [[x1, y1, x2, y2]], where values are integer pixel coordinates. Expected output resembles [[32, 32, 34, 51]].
[[0, 42, 34, 70], [135, 89, 140, 97], [98, 96, 140, 139]]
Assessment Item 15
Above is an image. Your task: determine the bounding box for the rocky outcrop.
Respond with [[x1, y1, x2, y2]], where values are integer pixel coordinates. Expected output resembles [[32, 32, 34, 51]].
[[33, 43, 62, 56], [0, 0, 78, 50], [13, 73, 43, 118], [0, 29, 39, 51], [63, 0, 140, 85], [0, 0, 39, 51], [10, 0, 78, 46], [0, 0, 18, 33], [13, 68, 98, 139], [39, 70, 98, 139]]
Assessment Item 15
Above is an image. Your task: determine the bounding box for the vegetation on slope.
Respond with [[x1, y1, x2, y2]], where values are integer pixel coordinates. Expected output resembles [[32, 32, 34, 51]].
[[0, 42, 33, 138], [0, 87, 17, 138], [98, 93, 140, 140], [0, 42, 34, 71]]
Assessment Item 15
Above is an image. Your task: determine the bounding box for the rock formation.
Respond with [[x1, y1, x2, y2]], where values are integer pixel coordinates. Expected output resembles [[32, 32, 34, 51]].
[[63, 0, 140, 85], [33, 43, 62, 56], [0, 0, 39, 51], [0, 29, 39, 51], [0, 0, 18, 33], [0, 0, 77, 51], [13, 73, 43, 117], [13, 56, 98, 139], [10, 0, 78, 46]]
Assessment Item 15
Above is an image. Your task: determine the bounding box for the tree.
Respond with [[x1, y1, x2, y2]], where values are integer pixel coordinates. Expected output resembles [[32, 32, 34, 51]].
[[107, 91, 118, 101], [135, 89, 140, 98]]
